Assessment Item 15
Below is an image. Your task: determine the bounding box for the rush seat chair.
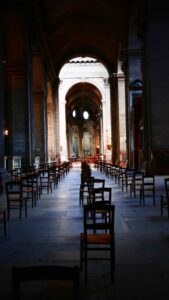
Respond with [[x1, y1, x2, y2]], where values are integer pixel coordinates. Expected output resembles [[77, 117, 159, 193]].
[[12, 265, 80, 300], [80, 203, 115, 283], [140, 176, 156, 206], [5, 181, 27, 220]]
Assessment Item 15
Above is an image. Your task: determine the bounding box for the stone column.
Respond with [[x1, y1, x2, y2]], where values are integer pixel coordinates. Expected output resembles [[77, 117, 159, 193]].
[[52, 80, 60, 162], [102, 78, 112, 161], [27, 49, 35, 165], [47, 80, 54, 161], [34, 90, 45, 162], [33, 56, 48, 164], [2, 7, 34, 169], [117, 72, 127, 165], [4, 63, 29, 169], [109, 76, 120, 164], [58, 80, 68, 161], [0, 26, 5, 172]]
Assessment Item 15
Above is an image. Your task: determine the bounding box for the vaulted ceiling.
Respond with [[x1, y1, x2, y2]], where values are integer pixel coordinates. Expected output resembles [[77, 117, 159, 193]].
[[66, 82, 102, 123], [29, 0, 137, 78], [2, 0, 139, 80]]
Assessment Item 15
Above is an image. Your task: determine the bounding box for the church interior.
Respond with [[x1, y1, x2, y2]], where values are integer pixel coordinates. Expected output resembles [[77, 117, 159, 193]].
[[1, 0, 169, 176], [1, 0, 169, 299]]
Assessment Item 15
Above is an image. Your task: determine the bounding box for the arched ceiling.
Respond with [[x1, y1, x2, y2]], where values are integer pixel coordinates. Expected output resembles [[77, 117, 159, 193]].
[[66, 82, 101, 107], [66, 82, 101, 122], [29, 0, 136, 77]]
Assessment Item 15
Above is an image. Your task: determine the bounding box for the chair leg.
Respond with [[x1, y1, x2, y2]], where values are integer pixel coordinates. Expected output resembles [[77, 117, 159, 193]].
[[161, 196, 163, 216], [140, 190, 142, 205], [25, 199, 27, 217], [19, 202, 22, 220], [110, 241, 115, 283], [80, 239, 83, 270], [79, 190, 82, 206], [84, 246, 88, 283], [153, 192, 155, 206], [81, 191, 84, 206], [7, 204, 10, 220], [130, 184, 132, 197]]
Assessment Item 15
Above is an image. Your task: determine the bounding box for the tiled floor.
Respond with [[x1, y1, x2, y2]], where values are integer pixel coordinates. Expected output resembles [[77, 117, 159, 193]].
[[0, 162, 169, 299]]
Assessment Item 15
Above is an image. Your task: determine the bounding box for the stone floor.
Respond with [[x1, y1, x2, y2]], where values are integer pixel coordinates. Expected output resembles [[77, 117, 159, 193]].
[[0, 162, 169, 299]]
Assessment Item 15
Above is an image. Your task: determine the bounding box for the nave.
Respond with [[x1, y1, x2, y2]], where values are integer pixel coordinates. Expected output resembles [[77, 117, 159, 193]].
[[0, 162, 169, 299]]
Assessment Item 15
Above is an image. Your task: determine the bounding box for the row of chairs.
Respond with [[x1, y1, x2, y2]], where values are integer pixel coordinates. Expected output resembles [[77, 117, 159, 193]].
[[0, 161, 71, 235], [11, 207, 115, 295], [6, 160, 115, 295], [3, 161, 80, 299], [79, 161, 108, 206], [79, 162, 115, 283], [96, 160, 169, 218], [96, 162, 156, 206]]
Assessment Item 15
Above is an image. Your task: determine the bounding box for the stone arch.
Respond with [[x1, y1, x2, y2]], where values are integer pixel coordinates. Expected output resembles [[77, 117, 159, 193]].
[[58, 57, 112, 161]]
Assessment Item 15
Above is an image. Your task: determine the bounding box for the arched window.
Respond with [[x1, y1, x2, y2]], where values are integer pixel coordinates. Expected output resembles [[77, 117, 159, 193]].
[[72, 110, 76, 118], [83, 111, 89, 120]]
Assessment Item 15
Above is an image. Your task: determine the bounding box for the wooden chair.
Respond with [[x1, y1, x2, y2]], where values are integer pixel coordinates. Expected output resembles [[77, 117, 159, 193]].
[[88, 187, 112, 225], [113, 166, 120, 183], [140, 176, 155, 206], [122, 168, 135, 192], [48, 166, 58, 189], [40, 171, 53, 194], [79, 174, 94, 206], [88, 187, 111, 205], [21, 175, 38, 208], [161, 178, 169, 218], [117, 167, 126, 187], [12, 265, 80, 300], [87, 178, 105, 205], [10, 168, 21, 183], [80, 203, 115, 283], [130, 172, 144, 197], [5, 181, 27, 220], [32, 172, 41, 201], [92, 178, 105, 188]]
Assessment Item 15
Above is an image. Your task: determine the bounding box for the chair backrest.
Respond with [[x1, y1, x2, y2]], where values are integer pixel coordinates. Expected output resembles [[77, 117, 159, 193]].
[[5, 181, 22, 198], [134, 171, 144, 180], [81, 173, 93, 185], [10, 168, 21, 182], [21, 173, 34, 185], [83, 204, 115, 234], [92, 178, 105, 188], [88, 187, 112, 205], [12, 265, 80, 300], [143, 175, 155, 186], [86, 177, 105, 191], [133, 172, 144, 186], [125, 168, 135, 179], [84, 176, 94, 186]]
